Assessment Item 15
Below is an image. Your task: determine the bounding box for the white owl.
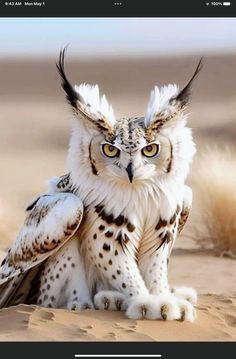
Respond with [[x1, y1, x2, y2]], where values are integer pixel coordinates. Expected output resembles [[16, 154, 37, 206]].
[[0, 49, 202, 321]]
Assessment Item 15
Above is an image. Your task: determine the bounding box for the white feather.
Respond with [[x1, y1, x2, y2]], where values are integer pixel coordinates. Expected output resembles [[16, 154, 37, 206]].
[[145, 84, 179, 126], [74, 83, 115, 126]]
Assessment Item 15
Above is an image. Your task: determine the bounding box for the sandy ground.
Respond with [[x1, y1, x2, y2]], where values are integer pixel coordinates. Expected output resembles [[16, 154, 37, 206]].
[[0, 54, 236, 341], [0, 247, 236, 341], [0, 295, 235, 341]]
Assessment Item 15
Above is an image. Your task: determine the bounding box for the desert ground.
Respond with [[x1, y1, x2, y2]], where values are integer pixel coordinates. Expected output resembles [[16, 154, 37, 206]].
[[0, 53, 236, 341]]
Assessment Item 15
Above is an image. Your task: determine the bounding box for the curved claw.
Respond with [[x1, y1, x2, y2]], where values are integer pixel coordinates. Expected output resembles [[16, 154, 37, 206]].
[[141, 304, 147, 318], [103, 297, 109, 310], [161, 304, 168, 320], [116, 299, 122, 311], [180, 309, 185, 321]]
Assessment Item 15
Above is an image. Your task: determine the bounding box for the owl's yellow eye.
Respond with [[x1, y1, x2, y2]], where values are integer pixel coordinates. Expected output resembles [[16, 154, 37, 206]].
[[142, 144, 160, 158], [102, 144, 120, 158]]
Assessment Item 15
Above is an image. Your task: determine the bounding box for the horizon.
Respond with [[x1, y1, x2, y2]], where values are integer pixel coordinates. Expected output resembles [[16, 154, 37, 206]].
[[0, 18, 235, 58]]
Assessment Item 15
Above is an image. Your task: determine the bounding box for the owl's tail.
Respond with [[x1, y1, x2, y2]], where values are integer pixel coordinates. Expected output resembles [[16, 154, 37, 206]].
[[0, 262, 43, 308]]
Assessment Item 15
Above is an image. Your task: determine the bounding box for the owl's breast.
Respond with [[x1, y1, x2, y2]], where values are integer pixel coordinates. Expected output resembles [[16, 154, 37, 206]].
[[76, 183, 180, 260], [78, 202, 144, 260]]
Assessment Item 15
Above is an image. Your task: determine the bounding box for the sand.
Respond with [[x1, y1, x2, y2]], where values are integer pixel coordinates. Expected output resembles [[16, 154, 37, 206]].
[[1, 246, 236, 341], [0, 53, 236, 341], [0, 295, 235, 341]]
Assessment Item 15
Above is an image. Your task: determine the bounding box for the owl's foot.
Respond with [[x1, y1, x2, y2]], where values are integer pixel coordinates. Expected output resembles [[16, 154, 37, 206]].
[[171, 286, 197, 306], [125, 294, 196, 322], [67, 299, 94, 312], [94, 290, 127, 311]]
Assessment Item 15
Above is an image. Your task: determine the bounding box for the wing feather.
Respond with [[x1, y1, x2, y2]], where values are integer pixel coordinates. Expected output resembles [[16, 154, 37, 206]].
[[0, 264, 43, 308], [0, 192, 83, 285], [177, 206, 190, 234]]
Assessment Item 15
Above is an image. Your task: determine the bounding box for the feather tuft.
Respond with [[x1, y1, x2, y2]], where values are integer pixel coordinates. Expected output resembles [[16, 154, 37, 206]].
[[74, 83, 115, 126], [145, 84, 179, 127]]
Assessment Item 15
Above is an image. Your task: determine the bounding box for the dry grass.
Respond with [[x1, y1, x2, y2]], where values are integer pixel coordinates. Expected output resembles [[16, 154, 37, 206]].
[[192, 147, 236, 257]]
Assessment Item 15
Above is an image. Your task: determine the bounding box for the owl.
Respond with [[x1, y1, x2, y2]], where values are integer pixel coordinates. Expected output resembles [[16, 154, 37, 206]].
[[0, 49, 202, 321]]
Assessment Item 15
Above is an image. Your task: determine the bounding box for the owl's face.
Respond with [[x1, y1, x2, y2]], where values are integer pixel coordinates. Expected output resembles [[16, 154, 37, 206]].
[[88, 118, 173, 184], [57, 49, 201, 186]]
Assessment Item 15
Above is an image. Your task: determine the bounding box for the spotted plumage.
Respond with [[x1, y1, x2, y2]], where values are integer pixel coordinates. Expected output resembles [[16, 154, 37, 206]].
[[0, 49, 201, 321]]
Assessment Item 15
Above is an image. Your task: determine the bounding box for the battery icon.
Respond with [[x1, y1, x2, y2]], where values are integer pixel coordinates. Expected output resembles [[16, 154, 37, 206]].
[[223, 2, 231, 5]]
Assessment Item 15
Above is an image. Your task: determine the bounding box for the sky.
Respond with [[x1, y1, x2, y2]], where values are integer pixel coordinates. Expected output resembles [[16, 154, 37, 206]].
[[0, 18, 236, 58]]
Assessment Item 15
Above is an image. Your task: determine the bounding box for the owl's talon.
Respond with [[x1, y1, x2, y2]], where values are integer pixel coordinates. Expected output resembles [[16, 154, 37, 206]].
[[116, 299, 122, 311], [180, 309, 185, 321], [103, 297, 109, 310], [161, 304, 168, 320], [126, 294, 196, 322], [141, 304, 147, 318], [94, 291, 127, 311], [67, 299, 94, 312]]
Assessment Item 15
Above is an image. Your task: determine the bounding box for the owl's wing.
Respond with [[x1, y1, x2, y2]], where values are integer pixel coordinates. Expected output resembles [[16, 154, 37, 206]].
[[47, 172, 74, 193], [167, 186, 192, 258], [0, 192, 83, 285], [177, 205, 190, 234], [177, 185, 192, 235], [167, 203, 191, 259]]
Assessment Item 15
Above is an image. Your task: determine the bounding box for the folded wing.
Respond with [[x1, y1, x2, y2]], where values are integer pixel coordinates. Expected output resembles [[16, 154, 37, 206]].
[[0, 192, 83, 285]]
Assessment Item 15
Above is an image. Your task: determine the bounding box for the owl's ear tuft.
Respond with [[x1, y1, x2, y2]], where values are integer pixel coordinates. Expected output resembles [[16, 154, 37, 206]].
[[174, 57, 203, 107], [56, 47, 79, 109], [56, 48, 115, 138], [144, 59, 203, 140], [144, 84, 179, 128], [73, 84, 116, 138]]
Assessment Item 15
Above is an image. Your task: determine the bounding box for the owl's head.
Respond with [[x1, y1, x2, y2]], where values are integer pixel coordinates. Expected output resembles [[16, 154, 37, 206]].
[[57, 49, 201, 188]]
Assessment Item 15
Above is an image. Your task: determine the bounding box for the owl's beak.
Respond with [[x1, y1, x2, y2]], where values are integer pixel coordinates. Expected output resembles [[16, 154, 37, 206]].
[[126, 162, 134, 183]]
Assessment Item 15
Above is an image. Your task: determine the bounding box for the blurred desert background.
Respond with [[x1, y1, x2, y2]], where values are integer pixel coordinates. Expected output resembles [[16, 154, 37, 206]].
[[0, 18, 236, 341]]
